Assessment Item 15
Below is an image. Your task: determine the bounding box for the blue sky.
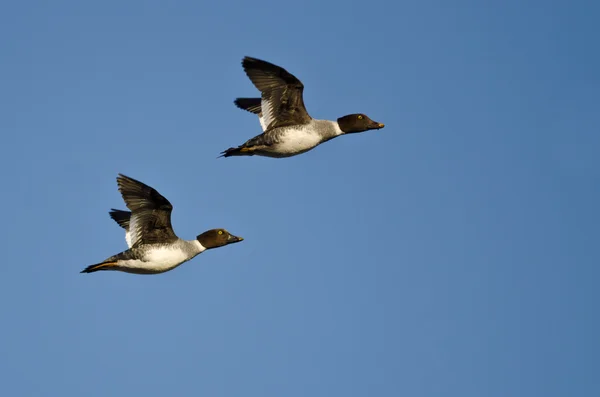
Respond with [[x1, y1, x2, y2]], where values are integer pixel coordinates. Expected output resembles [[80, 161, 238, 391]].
[[1, 0, 598, 396]]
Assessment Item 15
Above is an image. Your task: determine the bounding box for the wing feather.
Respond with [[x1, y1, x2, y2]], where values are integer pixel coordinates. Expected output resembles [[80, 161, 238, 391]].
[[115, 174, 178, 247], [241, 57, 312, 131]]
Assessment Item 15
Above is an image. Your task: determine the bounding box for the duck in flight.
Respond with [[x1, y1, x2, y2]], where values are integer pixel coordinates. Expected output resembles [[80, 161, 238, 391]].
[[81, 174, 243, 275], [220, 56, 385, 158]]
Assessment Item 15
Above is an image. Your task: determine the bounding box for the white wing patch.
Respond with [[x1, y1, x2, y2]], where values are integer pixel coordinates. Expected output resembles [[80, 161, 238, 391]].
[[261, 97, 276, 131], [127, 213, 144, 248], [257, 113, 266, 131], [124, 229, 132, 248]]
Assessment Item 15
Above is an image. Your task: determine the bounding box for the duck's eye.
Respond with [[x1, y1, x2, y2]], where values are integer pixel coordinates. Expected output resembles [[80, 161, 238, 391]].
[[358, 115, 364, 120], [218, 230, 223, 235]]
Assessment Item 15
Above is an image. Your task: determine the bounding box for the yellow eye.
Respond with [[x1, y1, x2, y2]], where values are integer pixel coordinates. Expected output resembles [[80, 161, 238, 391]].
[[358, 115, 363, 120], [218, 230, 223, 235]]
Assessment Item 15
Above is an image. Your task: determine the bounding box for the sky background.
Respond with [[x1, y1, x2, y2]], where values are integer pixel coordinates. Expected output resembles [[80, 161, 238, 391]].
[[1, 0, 599, 396]]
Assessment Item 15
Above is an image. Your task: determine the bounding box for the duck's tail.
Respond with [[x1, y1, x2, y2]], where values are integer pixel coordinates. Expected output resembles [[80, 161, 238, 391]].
[[80, 261, 119, 274], [218, 146, 256, 158]]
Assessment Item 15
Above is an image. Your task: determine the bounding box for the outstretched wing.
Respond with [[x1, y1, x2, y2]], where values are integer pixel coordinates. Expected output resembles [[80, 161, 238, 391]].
[[241, 57, 312, 131], [116, 174, 178, 247]]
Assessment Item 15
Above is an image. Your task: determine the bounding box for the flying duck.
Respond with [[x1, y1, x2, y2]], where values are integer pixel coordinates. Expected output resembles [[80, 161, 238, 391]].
[[81, 174, 243, 275], [220, 56, 385, 158]]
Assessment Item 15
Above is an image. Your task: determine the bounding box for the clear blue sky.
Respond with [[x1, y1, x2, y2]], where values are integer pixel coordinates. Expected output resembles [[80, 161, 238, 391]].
[[1, 1, 598, 396]]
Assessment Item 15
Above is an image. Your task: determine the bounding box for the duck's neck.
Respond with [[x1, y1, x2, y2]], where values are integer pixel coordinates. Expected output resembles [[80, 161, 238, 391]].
[[313, 119, 344, 140], [182, 239, 207, 255]]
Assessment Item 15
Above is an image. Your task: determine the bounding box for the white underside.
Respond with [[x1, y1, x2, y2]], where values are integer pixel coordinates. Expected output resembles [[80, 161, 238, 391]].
[[126, 247, 189, 272], [271, 125, 336, 154], [118, 241, 205, 274], [276, 132, 322, 153]]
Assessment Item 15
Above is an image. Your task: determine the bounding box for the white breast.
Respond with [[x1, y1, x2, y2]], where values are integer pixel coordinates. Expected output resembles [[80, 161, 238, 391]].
[[275, 126, 323, 154], [122, 246, 192, 273]]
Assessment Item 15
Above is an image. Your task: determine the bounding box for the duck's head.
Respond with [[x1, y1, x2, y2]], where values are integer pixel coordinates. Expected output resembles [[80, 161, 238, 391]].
[[197, 229, 244, 249], [337, 114, 385, 134]]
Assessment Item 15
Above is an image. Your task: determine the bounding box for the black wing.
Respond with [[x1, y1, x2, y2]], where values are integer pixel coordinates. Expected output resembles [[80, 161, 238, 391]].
[[234, 97, 262, 115], [241, 57, 312, 130], [109, 209, 131, 230], [116, 174, 178, 247]]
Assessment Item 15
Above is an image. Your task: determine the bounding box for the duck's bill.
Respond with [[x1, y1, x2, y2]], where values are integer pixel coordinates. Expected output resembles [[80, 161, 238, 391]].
[[228, 234, 244, 244], [370, 122, 385, 130]]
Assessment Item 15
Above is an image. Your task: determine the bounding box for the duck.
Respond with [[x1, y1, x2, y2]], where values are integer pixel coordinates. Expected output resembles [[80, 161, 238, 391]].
[[81, 174, 243, 275], [220, 56, 385, 158]]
